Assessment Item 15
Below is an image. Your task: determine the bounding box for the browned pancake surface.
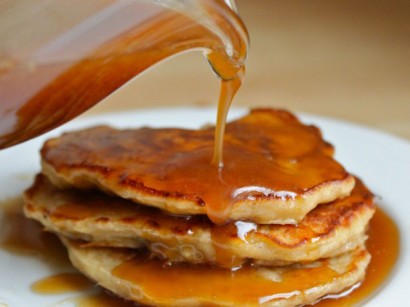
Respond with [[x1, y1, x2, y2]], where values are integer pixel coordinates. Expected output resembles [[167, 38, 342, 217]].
[[40, 109, 354, 224]]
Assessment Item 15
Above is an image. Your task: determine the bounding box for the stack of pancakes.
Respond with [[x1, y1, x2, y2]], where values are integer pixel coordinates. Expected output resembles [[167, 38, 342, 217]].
[[24, 109, 375, 306]]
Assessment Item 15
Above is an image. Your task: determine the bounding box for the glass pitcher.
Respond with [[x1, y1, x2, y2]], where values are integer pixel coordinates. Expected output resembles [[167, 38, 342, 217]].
[[0, 0, 248, 148]]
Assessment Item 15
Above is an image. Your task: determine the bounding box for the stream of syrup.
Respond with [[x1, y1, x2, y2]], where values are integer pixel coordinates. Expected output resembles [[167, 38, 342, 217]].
[[0, 197, 399, 306]]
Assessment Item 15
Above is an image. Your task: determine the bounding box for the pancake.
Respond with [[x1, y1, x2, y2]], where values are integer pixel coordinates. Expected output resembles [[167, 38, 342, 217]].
[[40, 108, 355, 224], [60, 237, 371, 306], [24, 174, 374, 267]]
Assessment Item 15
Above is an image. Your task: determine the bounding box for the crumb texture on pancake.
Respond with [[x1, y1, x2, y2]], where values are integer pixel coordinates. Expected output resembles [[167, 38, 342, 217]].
[[40, 108, 355, 224], [61, 237, 370, 307], [24, 174, 374, 267]]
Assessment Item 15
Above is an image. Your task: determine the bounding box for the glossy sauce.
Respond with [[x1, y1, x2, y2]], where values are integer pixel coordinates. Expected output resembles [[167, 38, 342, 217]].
[[0, 198, 400, 305], [317, 208, 400, 306], [112, 251, 344, 305], [31, 272, 93, 294], [212, 65, 245, 167], [32, 274, 136, 307], [112, 208, 399, 306], [42, 109, 349, 224], [30, 174, 371, 269]]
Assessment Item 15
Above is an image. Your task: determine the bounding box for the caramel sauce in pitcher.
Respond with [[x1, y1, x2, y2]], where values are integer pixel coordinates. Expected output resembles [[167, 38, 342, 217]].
[[0, 0, 247, 161]]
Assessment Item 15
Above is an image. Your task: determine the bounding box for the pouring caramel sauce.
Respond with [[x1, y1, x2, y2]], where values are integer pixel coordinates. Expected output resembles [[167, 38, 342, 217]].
[[0, 1, 400, 306], [0, 0, 247, 167], [0, 197, 399, 305]]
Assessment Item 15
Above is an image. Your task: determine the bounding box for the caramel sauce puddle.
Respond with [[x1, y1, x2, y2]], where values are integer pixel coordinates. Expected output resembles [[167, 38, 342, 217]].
[[109, 207, 399, 306]]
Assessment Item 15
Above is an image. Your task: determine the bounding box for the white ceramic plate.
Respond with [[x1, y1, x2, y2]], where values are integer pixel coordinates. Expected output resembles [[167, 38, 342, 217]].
[[0, 107, 409, 307]]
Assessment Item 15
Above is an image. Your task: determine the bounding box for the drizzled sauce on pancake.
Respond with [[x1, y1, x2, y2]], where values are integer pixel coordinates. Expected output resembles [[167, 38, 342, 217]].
[[209, 178, 373, 268], [42, 109, 351, 224], [0, 196, 401, 306], [24, 174, 371, 268], [109, 209, 399, 306], [107, 207, 401, 305], [112, 250, 347, 305], [316, 207, 400, 306]]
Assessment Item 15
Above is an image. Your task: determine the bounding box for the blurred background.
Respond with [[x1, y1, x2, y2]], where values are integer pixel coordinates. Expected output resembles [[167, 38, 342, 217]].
[[91, 0, 410, 140]]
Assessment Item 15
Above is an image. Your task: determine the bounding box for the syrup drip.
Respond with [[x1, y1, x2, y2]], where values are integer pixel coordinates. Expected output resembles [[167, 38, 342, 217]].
[[212, 65, 245, 167], [210, 221, 257, 268]]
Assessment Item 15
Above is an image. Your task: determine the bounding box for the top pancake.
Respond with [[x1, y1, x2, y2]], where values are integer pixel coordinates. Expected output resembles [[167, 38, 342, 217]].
[[41, 108, 354, 224]]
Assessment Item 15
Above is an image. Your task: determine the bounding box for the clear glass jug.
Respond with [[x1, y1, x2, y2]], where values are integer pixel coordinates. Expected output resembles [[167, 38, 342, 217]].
[[0, 0, 248, 148]]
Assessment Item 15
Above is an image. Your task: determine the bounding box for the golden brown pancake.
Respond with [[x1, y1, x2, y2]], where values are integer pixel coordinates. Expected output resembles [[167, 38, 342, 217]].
[[60, 237, 371, 307], [40, 109, 355, 224], [24, 174, 374, 267]]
